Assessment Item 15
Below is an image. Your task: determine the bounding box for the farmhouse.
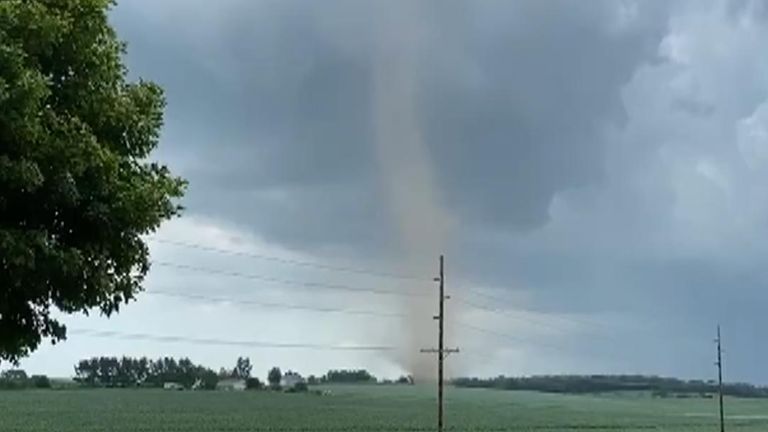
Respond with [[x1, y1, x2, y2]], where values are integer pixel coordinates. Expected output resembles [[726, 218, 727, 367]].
[[163, 382, 184, 390], [216, 378, 246, 391], [281, 371, 306, 389]]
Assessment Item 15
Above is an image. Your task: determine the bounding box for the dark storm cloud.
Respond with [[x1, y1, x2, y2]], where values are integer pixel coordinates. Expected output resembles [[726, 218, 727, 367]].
[[113, 1, 387, 250], [105, 0, 768, 382], [421, 1, 669, 229], [111, 0, 671, 251]]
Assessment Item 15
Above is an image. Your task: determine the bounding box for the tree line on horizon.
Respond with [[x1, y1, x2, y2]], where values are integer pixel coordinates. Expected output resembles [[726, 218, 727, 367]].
[[67, 357, 387, 390], [23, 359, 766, 398], [452, 374, 768, 398], [71, 357, 387, 389], [72, 356, 297, 390], [0, 369, 50, 390], [0, 356, 411, 391], [74, 356, 230, 390]]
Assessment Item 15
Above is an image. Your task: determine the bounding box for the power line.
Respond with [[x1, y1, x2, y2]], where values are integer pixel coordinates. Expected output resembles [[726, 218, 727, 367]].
[[457, 297, 630, 355], [455, 321, 635, 374], [67, 328, 395, 352], [452, 294, 629, 347], [143, 277, 604, 348], [144, 260, 625, 362], [459, 287, 611, 332], [150, 260, 609, 337], [72, 293, 612, 363], [151, 257, 609, 339], [452, 295, 574, 335], [151, 261, 430, 299], [150, 238, 427, 281], [145, 290, 575, 356], [146, 289, 581, 355], [150, 239, 613, 335], [146, 290, 407, 319], [455, 320, 572, 354], [141, 267, 621, 360]]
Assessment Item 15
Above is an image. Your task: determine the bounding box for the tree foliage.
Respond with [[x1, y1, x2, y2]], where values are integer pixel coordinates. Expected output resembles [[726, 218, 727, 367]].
[[452, 375, 768, 398], [268, 367, 282, 388], [322, 369, 376, 384], [0, 369, 27, 381], [0, 368, 51, 389], [74, 356, 218, 389], [233, 357, 252, 379], [287, 381, 308, 393], [245, 377, 263, 390], [30, 374, 50, 388], [396, 375, 414, 385], [0, 0, 186, 363]]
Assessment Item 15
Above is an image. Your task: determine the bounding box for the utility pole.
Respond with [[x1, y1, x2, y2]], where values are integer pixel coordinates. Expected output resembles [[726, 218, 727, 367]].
[[716, 324, 725, 432], [437, 254, 446, 432], [421, 254, 459, 432]]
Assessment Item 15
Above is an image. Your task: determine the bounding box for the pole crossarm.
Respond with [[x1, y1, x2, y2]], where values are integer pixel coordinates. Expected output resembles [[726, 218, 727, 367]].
[[420, 348, 460, 359]]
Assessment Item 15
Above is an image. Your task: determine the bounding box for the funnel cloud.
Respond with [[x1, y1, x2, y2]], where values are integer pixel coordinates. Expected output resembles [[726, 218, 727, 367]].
[[372, 1, 454, 380]]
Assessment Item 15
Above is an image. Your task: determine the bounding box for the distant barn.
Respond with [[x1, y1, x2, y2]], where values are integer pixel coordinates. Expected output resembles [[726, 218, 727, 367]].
[[163, 382, 184, 390], [281, 371, 306, 390], [217, 379, 246, 391]]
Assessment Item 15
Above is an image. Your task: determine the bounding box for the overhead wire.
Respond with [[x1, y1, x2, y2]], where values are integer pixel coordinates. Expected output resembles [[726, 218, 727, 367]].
[[150, 238, 613, 334], [146, 239, 627, 357], [144, 288, 589, 357], [149, 238, 611, 336], [67, 328, 396, 352], [454, 294, 632, 349], [152, 261, 592, 329], [460, 287, 612, 332], [151, 261, 431, 299], [452, 295, 575, 335], [454, 321, 574, 355], [149, 237, 428, 281], [146, 290, 407, 319], [149, 259, 621, 346]]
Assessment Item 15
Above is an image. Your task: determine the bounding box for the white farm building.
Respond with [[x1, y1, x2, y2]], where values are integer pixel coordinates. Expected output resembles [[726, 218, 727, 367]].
[[281, 371, 305, 389]]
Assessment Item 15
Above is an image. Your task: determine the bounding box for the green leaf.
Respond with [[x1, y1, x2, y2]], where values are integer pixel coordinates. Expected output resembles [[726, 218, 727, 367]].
[[0, 0, 186, 364]]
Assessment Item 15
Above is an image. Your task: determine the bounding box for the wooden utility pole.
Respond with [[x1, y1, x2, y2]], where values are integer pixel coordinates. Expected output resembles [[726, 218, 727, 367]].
[[437, 255, 445, 432], [421, 254, 458, 432], [716, 325, 725, 432]]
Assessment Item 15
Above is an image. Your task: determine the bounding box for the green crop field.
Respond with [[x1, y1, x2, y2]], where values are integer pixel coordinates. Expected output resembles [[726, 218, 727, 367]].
[[1, 385, 767, 431]]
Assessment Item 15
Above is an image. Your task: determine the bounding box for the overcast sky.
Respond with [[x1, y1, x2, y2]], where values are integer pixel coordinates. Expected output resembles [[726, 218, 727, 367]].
[[18, 0, 768, 384]]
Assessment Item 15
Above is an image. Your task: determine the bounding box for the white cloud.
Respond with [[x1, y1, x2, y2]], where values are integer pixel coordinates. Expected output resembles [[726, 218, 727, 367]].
[[738, 100, 768, 169], [20, 217, 409, 378]]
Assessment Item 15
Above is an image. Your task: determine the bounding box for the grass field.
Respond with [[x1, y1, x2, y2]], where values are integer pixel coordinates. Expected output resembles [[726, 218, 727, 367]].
[[1, 385, 767, 431]]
